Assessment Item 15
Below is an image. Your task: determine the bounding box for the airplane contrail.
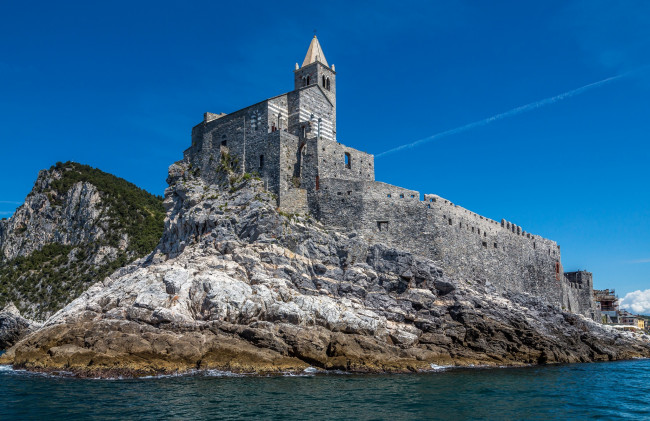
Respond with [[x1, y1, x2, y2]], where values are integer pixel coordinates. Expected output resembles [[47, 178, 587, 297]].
[[375, 69, 642, 159]]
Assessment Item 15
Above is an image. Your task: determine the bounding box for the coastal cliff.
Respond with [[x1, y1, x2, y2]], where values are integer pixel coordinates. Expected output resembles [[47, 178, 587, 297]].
[[0, 162, 164, 322], [1, 160, 648, 376]]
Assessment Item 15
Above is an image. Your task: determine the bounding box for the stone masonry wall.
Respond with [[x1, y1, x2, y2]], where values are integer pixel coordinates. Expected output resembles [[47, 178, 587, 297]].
[[316, 139, 374, 182], [314, 178, 594, 317]]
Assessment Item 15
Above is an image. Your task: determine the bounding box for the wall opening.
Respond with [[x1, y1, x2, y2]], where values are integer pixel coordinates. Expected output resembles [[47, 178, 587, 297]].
[[326, 78, 331, 90], [387, 194, 391, 198], [377, 220, 389, 232], [345, 152, 351, 169], [259, 154, 264, 168], [322, 75, 326, 87], [399, 194, 404, 199], [482, 241, 487, 248]]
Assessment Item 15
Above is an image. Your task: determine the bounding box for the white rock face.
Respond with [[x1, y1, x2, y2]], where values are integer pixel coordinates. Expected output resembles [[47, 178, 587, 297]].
[[0, 169, 110, 261]]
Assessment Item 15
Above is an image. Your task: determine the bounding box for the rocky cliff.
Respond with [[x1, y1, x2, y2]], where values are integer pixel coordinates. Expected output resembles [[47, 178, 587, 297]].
[[1, 160, 648, 376], [0, 162, 164, 321]]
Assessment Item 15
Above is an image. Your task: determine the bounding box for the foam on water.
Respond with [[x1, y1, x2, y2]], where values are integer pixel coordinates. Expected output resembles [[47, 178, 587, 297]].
[[0, 365, 14, 373], [427, 363, 453, 372]]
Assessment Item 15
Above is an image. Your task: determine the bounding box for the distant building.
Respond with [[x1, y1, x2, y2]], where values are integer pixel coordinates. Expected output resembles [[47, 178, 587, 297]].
[[594, 289, 619, 323], [619, 309, 638, 326]]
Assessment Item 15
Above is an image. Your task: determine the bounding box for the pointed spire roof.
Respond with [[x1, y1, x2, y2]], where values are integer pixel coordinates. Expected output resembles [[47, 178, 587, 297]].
[[302, 36, 329, 68]]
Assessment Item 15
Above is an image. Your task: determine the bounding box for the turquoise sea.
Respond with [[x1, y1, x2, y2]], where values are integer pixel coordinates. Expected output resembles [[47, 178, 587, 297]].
[[1, 358, 649, 420]]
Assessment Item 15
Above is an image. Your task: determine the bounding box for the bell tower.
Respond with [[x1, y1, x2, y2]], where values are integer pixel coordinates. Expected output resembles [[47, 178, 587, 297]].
[[294, 36, 336, 115], [294, 35, 336, 139]]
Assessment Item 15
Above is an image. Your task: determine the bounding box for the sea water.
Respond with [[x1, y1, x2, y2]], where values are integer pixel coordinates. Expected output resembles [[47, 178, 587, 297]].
[[1, 358, 649, 420]]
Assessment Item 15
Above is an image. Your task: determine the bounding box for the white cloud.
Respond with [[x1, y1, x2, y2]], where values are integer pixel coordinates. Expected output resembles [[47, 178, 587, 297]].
[[619, 289, 650, 315]]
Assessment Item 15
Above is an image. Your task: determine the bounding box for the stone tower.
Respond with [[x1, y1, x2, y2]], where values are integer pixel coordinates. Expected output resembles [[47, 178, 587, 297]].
[[293, 36, 337, 139]]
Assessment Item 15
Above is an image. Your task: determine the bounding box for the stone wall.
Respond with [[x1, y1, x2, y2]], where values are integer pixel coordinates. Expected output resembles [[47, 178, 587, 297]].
[[279, 188, 308, 214], [315, 139, 374, 182], [314, 177, 595, 317]]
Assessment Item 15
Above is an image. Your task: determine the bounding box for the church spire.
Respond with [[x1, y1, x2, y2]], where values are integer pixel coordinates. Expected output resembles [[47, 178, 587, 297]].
[[301, 35, 329, 68]]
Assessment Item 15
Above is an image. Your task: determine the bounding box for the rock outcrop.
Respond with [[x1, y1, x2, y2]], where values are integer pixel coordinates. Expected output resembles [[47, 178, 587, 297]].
[[1, 161, 648, 376], [0, 162, 164, 321], [0, 303, 41, 349]]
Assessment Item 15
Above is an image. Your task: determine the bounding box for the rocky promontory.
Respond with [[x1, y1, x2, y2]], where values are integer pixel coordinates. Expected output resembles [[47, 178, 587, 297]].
[[1, 160, 648, 376]]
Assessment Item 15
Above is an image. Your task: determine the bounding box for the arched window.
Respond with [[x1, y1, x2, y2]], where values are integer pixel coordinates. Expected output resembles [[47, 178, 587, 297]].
[[326, 78, 330, 91], [302, 76, 307, 87], [322, 75, 326, 87], [306, 75, 310, 85], [344, 152, 351, 169]]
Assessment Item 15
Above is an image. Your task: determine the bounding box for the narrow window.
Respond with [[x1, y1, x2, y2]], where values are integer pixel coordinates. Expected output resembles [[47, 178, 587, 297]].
[[259, 155, 264, 168], [306, 75, 310, 85], [301, 126, 306, 138], [482, 241, 487, 248], [326, 78, 331, 91], [221, 139, 227, 147], [399, 194, 404, 198], [345, 152, 351, 169], [322, 75, 326, 87], [387, 194, 391, 198], [494, 243, 498, 248]]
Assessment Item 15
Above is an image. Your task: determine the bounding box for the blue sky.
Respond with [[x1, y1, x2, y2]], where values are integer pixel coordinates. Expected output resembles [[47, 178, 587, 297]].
[[1, 1, 648, 310]]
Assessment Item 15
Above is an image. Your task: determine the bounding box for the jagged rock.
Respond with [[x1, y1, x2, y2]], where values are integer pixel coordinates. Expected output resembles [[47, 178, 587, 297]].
[[1, 162, 648, 376], [0, 303, 41, 349]]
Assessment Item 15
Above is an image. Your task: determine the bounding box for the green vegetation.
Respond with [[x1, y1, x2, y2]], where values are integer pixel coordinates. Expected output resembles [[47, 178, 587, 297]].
[[49, 161, 165, 256], [0, 161, 165, 320]]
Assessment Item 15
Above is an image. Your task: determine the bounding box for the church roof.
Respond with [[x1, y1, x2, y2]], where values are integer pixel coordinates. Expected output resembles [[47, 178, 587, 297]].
[[302, 36, 329, 67]]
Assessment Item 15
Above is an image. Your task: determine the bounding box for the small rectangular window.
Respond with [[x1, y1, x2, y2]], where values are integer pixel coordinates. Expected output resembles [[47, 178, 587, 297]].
[[377, 221, 389, 231], [345, 152, 351, 169], [259, 155, 264, 168]]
